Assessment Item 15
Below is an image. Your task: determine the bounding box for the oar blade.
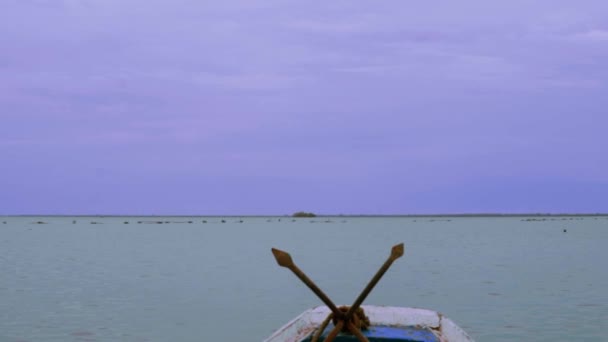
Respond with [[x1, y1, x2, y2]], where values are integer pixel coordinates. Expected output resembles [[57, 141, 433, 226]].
[[271, 248, 294, 268], [271, 247, 342, 315], [390, 243, 405, 261]]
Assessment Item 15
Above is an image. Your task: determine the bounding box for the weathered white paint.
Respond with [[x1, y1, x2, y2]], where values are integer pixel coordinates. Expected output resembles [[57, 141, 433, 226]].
[[264, 305, 474, 342]]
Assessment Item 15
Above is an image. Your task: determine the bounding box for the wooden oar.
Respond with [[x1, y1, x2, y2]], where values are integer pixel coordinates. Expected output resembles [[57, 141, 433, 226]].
[[345, 243, 404, 321], [323, 321, 343, 342], [347, 321, 370, 342], [324, 243, 404, 342], [271, 248, 344, 319]]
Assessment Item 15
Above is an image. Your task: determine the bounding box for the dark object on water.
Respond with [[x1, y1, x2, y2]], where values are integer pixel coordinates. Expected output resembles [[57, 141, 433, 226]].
[[293, 211, 316, 217], [563, 229, 567, 233], [124, 221, 129, 224]]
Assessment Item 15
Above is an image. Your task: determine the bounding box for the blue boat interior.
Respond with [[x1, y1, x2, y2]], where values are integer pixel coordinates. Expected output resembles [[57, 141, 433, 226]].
[[301, 325, 440, 342]]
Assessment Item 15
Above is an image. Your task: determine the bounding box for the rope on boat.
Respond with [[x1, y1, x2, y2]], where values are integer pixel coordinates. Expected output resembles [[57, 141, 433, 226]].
[[311, 306, 370, 342]]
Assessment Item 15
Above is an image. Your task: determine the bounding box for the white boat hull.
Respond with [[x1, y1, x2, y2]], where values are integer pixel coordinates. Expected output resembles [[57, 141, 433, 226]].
[[264, 305, 474, 342]]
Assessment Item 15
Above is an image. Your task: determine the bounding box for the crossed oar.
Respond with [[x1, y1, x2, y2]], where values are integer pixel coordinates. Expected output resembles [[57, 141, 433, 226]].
[[271, 243, 404, 342]]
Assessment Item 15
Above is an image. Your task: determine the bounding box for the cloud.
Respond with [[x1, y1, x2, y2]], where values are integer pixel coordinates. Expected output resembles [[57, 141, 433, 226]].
[[192, 72, 304, 90], [569, 29, 608, 42], [287, 20, 366, 34], [332, 65, 403, 74], [286, 16, 455, 43], [0, 138, 43, 147]]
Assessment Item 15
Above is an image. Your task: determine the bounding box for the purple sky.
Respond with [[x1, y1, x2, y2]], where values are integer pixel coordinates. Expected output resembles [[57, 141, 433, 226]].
[[1, 1, 607, 215]]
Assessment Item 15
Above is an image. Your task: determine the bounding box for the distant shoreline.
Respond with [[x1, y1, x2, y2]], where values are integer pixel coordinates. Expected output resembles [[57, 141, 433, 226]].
[[2, 213, 607, 217]]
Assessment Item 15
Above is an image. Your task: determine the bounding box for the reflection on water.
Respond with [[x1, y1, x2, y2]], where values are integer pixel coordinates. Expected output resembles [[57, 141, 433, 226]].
[[1, 216, 607, 341]]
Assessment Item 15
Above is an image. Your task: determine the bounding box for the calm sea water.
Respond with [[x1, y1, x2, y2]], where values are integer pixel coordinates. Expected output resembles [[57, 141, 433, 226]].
[[1, 216, 607, 341]]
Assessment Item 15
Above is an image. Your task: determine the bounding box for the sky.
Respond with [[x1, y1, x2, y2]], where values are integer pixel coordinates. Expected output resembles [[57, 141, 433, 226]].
[[1, 0, 607, 215]]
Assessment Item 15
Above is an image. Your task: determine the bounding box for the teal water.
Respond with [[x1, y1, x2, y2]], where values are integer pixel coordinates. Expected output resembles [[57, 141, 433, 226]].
[[1, 216, 607, 341]]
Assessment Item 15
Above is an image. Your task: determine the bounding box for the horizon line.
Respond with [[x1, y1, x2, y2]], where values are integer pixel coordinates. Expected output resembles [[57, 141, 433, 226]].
[[2, 212, 608, 217]]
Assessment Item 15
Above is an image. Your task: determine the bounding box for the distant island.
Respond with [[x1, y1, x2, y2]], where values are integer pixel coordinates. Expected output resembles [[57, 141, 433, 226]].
[[292, 211, 316, 217]]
